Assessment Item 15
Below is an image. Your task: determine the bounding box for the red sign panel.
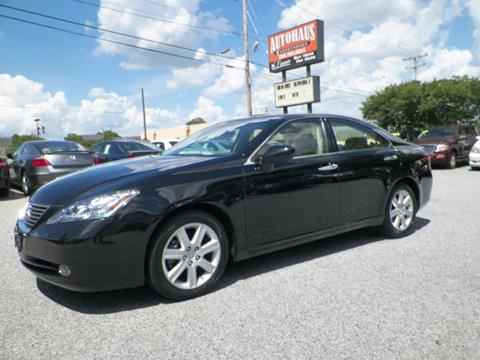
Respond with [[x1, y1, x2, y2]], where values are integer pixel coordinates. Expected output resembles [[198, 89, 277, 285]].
[[268, 19, 324, 73]]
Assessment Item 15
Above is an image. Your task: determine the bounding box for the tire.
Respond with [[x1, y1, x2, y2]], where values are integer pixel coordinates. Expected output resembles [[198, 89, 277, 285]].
[[379, 183, 417, 239], [0, 186, 8, 198], [446, 151, 457, 169], [147, 211, 229, 301], [21, 172, 32, 196]]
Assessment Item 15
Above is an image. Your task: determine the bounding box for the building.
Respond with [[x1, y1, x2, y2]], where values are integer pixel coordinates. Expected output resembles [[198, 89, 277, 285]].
[[143, 123, 209, 142]]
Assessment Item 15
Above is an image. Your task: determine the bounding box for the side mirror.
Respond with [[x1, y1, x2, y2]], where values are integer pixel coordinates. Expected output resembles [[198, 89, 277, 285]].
[[6, 153, 13, 159], [260, 145, 295, 165]]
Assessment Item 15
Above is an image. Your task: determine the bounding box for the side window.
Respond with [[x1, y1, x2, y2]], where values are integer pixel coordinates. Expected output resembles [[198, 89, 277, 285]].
[[106, 144, 122, 154], [329, 119, 389, 151], [258, 119, 326, 157], [20, 145, 29, 156], [91, 144, 103, 154]]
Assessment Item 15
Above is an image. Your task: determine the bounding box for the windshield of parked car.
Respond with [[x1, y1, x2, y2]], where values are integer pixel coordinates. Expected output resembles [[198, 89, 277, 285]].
[[164, 120, 270, 157], [418, 128, 457, 139], [36, 142, 86, 154], [119, 141, 158, 152]]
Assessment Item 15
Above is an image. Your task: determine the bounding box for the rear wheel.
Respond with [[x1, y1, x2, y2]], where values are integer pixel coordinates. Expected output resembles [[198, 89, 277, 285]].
[[446, 151, 457, 169], [21, 172, 32, 196], [147, 211, 229, 300], [380, 184, 417, 238]]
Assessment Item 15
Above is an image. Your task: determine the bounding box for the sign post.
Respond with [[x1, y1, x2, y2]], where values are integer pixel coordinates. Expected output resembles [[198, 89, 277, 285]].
[[268, 19, 324, 113]]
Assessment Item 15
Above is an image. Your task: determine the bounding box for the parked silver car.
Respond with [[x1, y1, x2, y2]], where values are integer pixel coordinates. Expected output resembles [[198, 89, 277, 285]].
[[8, 141, 94, 195]]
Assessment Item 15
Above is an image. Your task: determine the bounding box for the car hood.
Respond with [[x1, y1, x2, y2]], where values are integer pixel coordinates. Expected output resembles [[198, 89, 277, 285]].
[[30, 155, 213, 206], [411, 138, 456, 145]]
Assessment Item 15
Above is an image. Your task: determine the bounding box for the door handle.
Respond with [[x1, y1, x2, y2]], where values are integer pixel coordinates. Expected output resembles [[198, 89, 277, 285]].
[[384, 155, 398, 162], [318, 163, 338, 171]]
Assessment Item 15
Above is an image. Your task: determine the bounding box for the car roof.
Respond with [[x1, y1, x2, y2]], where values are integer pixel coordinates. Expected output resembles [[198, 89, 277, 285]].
[[216, 113, 367, 126]]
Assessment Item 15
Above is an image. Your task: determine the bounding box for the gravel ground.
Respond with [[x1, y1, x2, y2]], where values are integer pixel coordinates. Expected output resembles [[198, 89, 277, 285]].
[[1, 166, 479, 360]]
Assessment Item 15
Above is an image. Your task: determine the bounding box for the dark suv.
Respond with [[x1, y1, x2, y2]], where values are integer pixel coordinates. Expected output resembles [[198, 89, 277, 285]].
[[412, 124, 478, 168]]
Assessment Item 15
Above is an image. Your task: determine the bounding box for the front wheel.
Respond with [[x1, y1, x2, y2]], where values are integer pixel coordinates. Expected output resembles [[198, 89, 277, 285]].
[[147, 211, 229, 300], [446, 152, 457, 169], [379, 184, 417, 238]]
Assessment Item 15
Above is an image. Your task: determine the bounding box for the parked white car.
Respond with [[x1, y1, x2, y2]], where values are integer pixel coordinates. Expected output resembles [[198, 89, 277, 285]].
[[152, 139, 180, 151], [469, 139, 480, 169]]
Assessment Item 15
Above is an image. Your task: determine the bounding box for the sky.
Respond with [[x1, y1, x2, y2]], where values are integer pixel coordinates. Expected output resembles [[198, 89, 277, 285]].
[[0, 0, 479, 139]]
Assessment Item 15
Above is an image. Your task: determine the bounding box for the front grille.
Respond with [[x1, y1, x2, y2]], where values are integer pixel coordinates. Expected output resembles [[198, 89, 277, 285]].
[[422, 145, 436, 155], [25, 203, 49, 228]]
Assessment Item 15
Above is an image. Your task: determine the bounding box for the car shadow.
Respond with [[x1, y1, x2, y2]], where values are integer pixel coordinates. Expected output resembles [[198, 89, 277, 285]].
[[0, 188, 25, 201], [37, 217, 431, 314]]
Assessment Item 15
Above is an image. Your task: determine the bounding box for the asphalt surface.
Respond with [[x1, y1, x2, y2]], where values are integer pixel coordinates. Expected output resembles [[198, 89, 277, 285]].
[[1, 166, 479, 360]]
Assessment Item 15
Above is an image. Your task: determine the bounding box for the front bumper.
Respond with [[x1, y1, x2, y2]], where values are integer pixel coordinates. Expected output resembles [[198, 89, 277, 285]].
[[14, 215, 155, 292], [469, 152, 480, 168]]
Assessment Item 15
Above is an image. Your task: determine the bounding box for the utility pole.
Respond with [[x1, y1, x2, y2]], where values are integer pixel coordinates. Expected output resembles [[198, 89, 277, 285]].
[[141, 88, 147, 140], [242, 0, 252, 116], [403, 53, 428, 81]]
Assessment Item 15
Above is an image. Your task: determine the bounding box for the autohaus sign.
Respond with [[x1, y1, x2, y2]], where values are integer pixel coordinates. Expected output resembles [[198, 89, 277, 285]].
[[268, 19, 325, 73]]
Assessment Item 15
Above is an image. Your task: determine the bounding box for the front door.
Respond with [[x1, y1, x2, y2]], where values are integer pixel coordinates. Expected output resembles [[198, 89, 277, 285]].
[[244, 118, 340, 249]]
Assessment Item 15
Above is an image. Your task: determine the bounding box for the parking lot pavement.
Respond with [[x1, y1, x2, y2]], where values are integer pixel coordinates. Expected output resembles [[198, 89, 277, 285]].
[[1, 167, 479, 360]]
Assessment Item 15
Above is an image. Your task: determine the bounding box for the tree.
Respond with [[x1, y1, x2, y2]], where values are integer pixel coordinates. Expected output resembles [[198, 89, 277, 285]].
[[99, 130, 120, 141], [361, 76, 480, 130], [186, 117, 206, 126], [7, 134, 43, 155], [64, 133, 96, 148]]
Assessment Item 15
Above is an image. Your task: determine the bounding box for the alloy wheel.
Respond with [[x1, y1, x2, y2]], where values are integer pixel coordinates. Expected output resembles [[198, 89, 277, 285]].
[[449, 153, 456, 169], [162, 223, 221, 290], [22, 174, 30, 195], [389, 189, 414, 232]]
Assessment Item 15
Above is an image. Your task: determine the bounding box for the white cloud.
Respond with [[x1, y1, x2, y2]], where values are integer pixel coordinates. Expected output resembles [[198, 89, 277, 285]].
[[95, 0, 232, 69], [203, 56, 249, 98], [166, 62, 220, 89], [188, 96, 226, 122], [467, 0, 480, 62], [0, 74, 185, 139], [278, 0, 418, 31]]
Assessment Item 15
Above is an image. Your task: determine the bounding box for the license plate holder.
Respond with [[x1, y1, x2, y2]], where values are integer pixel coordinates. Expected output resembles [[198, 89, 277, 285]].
[[14, 231, 24, 251]]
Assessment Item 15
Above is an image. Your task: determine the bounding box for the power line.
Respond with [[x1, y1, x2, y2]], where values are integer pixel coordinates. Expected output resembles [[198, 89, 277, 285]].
[[142, 0, 243, 30], [403, 53, 428, 81], [71, 0, 264, 41], [0, 3, 246, 63], [0, 13, 246, 70], [0, 11, 371, 98]]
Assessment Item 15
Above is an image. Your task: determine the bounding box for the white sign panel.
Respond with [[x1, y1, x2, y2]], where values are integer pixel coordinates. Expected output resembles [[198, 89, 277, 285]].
[[274, 76, 320, 108]]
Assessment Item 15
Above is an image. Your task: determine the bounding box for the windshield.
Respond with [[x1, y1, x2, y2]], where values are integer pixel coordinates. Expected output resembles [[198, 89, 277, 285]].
[[164, 120, 270, 157], [36, 141, 86, 154], [418, 128, 457, 139]]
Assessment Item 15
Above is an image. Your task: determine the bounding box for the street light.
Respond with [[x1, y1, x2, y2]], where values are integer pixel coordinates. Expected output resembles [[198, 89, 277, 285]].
[[34, 118, 40, 137]]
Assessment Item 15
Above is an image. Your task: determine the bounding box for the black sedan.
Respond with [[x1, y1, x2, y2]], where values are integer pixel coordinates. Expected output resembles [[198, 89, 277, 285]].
[[8, 141, 94, 195], [0, 156, 10, 198], [15, 114, 432, 300], [90, 140, 161, 164]]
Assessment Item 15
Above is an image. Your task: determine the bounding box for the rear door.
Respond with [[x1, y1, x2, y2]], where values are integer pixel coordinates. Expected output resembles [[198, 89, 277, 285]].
[[325, 117, 399, 224]]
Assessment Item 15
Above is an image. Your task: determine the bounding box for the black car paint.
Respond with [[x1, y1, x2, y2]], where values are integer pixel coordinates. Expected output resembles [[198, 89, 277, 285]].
[[15, 115, 432, 292]]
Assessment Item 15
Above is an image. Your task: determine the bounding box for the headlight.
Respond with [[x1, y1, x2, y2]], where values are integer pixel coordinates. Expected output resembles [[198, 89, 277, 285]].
[[435, 144, 450, 152], [47, 189, 139, 224]]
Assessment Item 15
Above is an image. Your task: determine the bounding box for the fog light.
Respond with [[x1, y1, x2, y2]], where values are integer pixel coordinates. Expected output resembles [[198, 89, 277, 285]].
[[58, 265, 71, 277]]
